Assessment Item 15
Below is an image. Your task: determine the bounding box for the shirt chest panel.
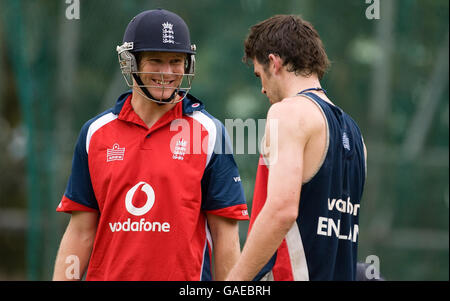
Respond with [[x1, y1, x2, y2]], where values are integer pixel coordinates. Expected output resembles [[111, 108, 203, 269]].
[[88, 118, 209, 215]]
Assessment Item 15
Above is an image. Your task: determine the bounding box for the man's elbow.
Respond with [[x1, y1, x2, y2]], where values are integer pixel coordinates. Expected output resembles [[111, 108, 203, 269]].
[[280, 209, 298, 228], [269, 201, 299, 230]]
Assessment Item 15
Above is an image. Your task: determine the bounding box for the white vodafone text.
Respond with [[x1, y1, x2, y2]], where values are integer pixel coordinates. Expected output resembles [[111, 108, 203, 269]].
[[109, 218, 170, 233]]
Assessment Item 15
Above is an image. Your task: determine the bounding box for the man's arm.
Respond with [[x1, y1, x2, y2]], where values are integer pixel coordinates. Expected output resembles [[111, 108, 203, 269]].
[[53, 211, 99, 280], [206, 213, 241, 280], [226, 101, 312, 281]]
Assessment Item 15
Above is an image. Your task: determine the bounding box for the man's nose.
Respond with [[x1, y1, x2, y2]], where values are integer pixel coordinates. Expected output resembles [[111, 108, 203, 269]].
[[261, 86, 266, 95], [154, 59, 175, 73], [160, 62, 172, 73]]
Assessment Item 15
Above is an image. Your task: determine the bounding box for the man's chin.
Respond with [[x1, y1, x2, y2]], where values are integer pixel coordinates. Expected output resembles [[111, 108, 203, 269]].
[[149, 89, 178, 101]]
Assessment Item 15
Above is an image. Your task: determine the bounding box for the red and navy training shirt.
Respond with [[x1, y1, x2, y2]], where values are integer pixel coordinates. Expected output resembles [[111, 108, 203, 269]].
[[57, 91, 248, 280]]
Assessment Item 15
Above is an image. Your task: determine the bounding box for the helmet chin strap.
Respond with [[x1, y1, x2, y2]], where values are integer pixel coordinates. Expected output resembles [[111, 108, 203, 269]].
[[132, 73, 177, 105]]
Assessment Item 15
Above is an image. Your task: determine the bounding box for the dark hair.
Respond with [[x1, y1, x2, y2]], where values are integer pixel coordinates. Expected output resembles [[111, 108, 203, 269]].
[[243, 15, 330, 79]]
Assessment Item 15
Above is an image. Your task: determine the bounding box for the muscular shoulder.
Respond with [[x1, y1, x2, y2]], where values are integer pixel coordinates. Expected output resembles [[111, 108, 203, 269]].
[[267, 96, 324, 139]]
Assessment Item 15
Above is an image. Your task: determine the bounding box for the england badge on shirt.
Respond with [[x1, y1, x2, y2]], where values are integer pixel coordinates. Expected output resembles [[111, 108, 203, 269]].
[[172, 138, 187, 160]]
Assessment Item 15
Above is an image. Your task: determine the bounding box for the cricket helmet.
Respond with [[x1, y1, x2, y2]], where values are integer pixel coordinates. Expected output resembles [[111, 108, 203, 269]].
[[116, 9, 196, 104]]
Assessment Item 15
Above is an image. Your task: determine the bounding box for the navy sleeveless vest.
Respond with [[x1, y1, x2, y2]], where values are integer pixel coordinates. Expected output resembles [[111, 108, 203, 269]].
[[250, 90, 366, 281]]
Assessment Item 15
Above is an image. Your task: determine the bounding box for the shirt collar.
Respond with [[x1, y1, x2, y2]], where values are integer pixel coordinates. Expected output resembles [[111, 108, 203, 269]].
[[181, 92, 205, 114], [112, 90, 205, 129]]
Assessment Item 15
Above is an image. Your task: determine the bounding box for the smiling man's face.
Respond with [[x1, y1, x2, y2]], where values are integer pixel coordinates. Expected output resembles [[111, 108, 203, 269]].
[[137, 51, 187, 101]]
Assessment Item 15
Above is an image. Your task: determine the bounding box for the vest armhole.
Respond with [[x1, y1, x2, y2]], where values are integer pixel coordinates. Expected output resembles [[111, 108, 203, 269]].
[[297, 94, 330, 184]]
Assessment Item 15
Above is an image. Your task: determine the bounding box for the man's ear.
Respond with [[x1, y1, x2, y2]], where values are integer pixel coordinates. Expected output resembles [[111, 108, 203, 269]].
[[268, 53, 282, 74]]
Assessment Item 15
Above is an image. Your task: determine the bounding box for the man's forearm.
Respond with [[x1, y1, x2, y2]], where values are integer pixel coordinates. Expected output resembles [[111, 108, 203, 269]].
[[226, 205, 295, 281], [52, 228, 95, 280], [213, 230, 241, 280], [206, 214, 242, 280]]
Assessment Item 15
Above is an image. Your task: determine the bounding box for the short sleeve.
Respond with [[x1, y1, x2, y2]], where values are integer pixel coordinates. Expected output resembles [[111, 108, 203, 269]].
[[201, 121, 248, 220], [57, 122, 99, 213]]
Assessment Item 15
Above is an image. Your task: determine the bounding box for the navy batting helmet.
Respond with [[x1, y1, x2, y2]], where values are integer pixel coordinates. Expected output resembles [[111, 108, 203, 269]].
[[116, 9, 196, 104]]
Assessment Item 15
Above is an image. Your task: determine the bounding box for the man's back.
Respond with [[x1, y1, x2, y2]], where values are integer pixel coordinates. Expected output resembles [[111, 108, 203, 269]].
[[251, 91, 366, 280], [226, 14, 367, 281]]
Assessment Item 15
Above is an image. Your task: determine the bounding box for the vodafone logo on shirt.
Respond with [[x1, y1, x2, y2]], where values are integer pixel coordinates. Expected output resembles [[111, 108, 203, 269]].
[[125, 182, 155, 216], [109, 181, 171, 233]]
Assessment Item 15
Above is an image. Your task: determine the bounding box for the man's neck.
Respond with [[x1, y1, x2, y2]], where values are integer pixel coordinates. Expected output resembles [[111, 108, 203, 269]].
[[130, 90, 177, 129], [280, 72, 323, 100]]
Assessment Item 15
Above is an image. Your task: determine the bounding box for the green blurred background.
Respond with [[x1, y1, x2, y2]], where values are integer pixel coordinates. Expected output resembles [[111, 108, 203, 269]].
[[0, 0, 448, 280]]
